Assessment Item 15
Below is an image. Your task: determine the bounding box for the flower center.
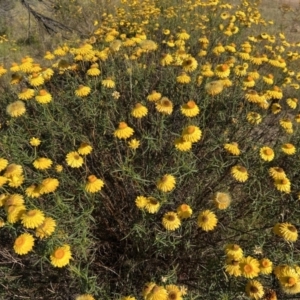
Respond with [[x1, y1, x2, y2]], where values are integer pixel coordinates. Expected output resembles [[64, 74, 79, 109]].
[[288, 277, 296, 285], [244, 264, 253, 273], [186, 101, 196, 108], [288, 225, 296, 232], [148, 197, 158, 205], [181, 204, 188, 211], [39, 90, 47, 96], [168, 292, 177, 300], [119, 122, 128, 129], [27, 210, 37, 217], [88, 175, 97, 183], [54, 249, 65, 259], [250, 286, 259, 293], [162, 99, 172, 107], [167, 215, 176, 221], [135, 103, 142, 108], [15, 237, 25, 246], [264, 149, 273, 155], [238, 166, 247, 173], [284, 143, 293, 149], [187, 126, 195, 134]]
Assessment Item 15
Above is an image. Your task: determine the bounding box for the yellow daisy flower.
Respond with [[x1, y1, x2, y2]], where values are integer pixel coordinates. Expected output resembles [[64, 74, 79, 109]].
[[78, 143, 93, 155], [131, 103, 148, 118], [14, 233, 35, 255], [157, 174, 176, 192], [33, 157, 53, 170], [75, 85, 91, 97], [85, 175, 104, 193], [282, 143, 296, 155], [145, 197, 160, 214], [128, 139, 140, 150], [156, 97, 173, 115], [224, 142, 240, 155], [66, 151, 84, 168], [114, 122, 134, 139], [260, 146, 275, 161], [239, 256, 260, 279], [176, 204, 193, 219], [50, 244, 72, 268], [180, 100, 200, 117], [245, 280, 264, 299], [213, 192, 231, 210], [162, 212, 181, 231], [182, 125, 202, 143], [231, 165, 248, 182], [174, 137, 192, 151], [21, 209, 45, 229], [6, 101, 26, 117], [197, 210, 218, 231]]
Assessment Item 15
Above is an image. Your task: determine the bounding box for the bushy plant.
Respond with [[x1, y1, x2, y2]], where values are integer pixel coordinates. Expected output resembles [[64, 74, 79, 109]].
[[1, 0, 300, 299]]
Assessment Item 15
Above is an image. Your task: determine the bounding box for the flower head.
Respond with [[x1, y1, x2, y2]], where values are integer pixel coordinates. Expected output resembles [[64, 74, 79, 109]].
[[21, 209, 45, 229], [278, 223, 298, 242], [205, 80, 223, 95], [197, 210, 218, 231], [213, 192, 231, 210], [128, 138, 140, 150], [156, 97, 173, 115], [66, 151, 84, 168], [14, 233, 34, 255], [260, 146, 275, 161], [35, 90, 52, 104], [182, 126, 202, 143], [131, 103, 148, 118], [174, 137, 192, 151], [78, 143, 93, 155], [85, 175, 104, 193], [176, 204, 193, 219], [225, 244, 243, 260], [180, 100, 200, 117], [114, 122, 134, 139], [225, 258, 241, 277], [269, 167, 286, 180], [50, 244, 72, 267], [75, 85, 91, 97], [157, 174, 176, 192], [18, 88, 35, 100], [162, 212, 181, 231], [33, 157, 53, 170], [245, 280, 264, 299], [35, 217, 56, 239], [30, 137, 41, 147], [274, 178, 291, 193], [6, 101, 26, 117], [259, 258, 273, 275], [39, 178, 59, 194], [231, 165, 248, 182], [224, 142, 240, 156], [147, 91, 162, 102], [240, 256, 260, 278], [0, 158, 8, 172], [145, 197, 160, 214], [282, 143, 296, 155], [135, 196, 148, 209]]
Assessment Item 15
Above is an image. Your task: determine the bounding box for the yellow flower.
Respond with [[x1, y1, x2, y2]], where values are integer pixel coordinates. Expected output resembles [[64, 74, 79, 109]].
[[0, 176, 7, 187], [247, 112, 262, 125], [85, 175, 104, 193], [78, 143, 93, 155], [162, 212, 181, 231], [33, 157, 53, 170], [205, 80, 223, 95], [44, 51, 55, 60], [157, 174, 176, 192], [213, 192, 231, 210], [131, 103, 148, 118], [135, 196, 148, 209], [279, 267, 300, 294], [55, 164, 63, 172], [147, 90, 162, 102], [7, 174, 24, 188], [14, 233, 35, 255], [240, 256, 260, 279], [4, 164, 23, 177], [87, 63, 101, 76], [231, 165, 248, 182], [274, 178, 291, 193], [18, 88, 35, 100], [182, 125, 202, 143], [225, 244, 243, 260], [128, 139, 140, 150], [286, 98, 298, 109], [259, 258, 273, 275], [214, 64, 230, 78], [145, 285, 168, 300], [260, 146, 275, 161], [50, 244, 72, 268], [182, 57, 198, 72], [75, 85, 91, 97], [197, 210, 218, 231], [66, 151, 84, 168], [7, 205, 26, 223], [114, 122, 134, 139], [140, 39, 158, 51], [0, 158, 8, 172], [35, 90, 52, 104], [6, 101, 26, 117], [155, 97, 173, 115], [29, 73, 44, 87], [160, 53, 173, 66], [224, 142, 240, 155], [269, 167, 286, 180], [102, 77, 115, 88], [225, 258, 242, 277], [176, 72, 191, 84], [25, 184, 41, 198], [39, 178, 59, 194], [174, 137, 192, 151], [30, 137, 41, 147], [176, 204, 193, 219], [245, 280, 264, 299], [21, 209, 45, 229], [36, 217, 57, 239], [4, 194, 24, 207], [180, 100, 200, 117], [145, 197, 160, 214], [282, 143, 296, 155], [279, 223, 298, 242], [166, 285, 182, 300]]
